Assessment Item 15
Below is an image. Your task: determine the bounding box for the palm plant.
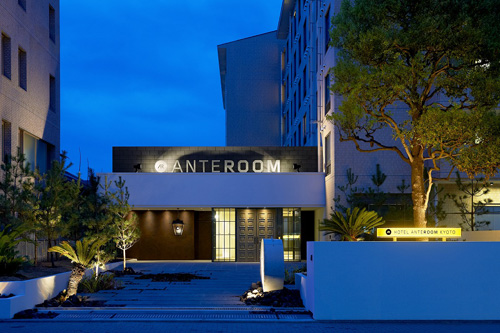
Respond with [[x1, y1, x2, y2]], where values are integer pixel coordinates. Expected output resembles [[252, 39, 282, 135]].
[[320, 207, 385, 241], [48, 238, 102, 297]]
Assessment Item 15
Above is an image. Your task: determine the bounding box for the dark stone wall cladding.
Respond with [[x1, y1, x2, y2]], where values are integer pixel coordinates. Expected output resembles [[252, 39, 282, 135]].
[[113, 146, 318, 173]]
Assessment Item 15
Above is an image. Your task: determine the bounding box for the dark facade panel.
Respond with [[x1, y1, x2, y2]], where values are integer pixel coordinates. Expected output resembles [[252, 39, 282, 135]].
[[113, 146, 318, 173]]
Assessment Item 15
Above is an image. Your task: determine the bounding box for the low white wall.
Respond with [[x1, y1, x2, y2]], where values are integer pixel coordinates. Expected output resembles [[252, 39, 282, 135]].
[[304, 242, 500, 320], [0, 261, 121, 319]]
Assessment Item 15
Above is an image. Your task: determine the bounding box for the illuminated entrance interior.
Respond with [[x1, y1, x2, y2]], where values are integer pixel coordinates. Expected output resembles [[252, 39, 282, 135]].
[[283, 208, 301, 261], [213, 208, 236, 261]]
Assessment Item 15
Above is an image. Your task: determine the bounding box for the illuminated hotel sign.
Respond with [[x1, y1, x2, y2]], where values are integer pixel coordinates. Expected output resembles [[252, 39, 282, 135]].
[[154, 159, 281, 173], [377, 228, 461, 241]]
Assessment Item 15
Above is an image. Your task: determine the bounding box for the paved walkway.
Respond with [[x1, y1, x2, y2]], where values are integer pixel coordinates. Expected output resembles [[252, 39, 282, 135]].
[[35, 260, 311, 321], [82, 261, 262, 308]]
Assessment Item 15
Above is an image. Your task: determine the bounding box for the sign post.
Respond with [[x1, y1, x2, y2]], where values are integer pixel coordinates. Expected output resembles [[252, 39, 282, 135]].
[[377, 228, 461, 241]]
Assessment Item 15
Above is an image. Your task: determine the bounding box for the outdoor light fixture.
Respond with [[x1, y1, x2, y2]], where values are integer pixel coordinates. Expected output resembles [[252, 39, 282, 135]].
[[133, 163, 142, 172], [293, 163, 301, 172], [172, 209, 184, 236]]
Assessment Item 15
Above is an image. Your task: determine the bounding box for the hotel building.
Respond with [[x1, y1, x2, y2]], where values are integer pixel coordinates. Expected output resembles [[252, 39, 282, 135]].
[[101, 0, 500, 262], [0, 0, 60, 172]]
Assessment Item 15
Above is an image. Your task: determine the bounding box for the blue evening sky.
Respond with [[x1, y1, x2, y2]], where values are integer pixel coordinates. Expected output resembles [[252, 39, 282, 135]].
[[60, 0, 283, 175]]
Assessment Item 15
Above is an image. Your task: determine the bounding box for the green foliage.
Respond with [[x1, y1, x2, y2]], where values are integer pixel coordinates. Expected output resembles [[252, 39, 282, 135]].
[[0, 226, 27, 275], [105, 176, 140, 270], [284, 265, 306, 285], [35, 152, 81, 264], [320, 207, 385, 241], [48, 238, 102, 268], [80, 169, 116, 274], [334, 164, 388, 216], [333, 168, 362, 212], [328, 0, 500, 228], [78, 272, 122, 293], [0, 151, 36, 230], [449, 172, 492, 231]]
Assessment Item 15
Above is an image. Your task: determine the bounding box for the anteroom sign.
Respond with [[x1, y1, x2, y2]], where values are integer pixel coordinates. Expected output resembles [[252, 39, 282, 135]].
[[377, 228, 461, 241]]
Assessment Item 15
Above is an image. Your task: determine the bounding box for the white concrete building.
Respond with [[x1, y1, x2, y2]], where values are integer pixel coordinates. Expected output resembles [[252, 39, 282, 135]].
[[0, 0, 60, 173]]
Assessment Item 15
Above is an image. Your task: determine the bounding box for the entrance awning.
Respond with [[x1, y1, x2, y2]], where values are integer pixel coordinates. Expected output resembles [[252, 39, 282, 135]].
[[98, 172, 326, 209]]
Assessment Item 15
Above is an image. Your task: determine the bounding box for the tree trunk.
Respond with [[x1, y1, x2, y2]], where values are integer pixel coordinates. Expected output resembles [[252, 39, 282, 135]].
[[67, 264, 86, 297], [122, 248, 126, 271], [48, 238, 55, 267], [34, 232, 38, 266], [411, 152, 428, 238], [471, 185, 475, 231]]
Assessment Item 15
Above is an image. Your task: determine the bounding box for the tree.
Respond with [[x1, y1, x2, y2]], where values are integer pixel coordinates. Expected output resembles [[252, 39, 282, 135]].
[[328, 0, 500, 229], [449, 172, 492, 231], [35, 153, 81, 266], [48, 239, 102, 298], [81, 169, 115, 277], [106, 176, 140, 271], [320, 207, 385, 241], [0, 151, 36, 230], [333, 167, 361, 212]]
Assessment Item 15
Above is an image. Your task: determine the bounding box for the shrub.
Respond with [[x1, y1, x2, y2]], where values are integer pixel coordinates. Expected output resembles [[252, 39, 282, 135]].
[[284, 265, 306, 285], [0, 226, 27, 275], [78, 272, 121, 293], [320, 207, 385, 241]]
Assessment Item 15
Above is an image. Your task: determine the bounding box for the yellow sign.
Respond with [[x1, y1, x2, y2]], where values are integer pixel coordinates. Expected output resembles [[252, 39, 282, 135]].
[[377, 228, 461, 238]]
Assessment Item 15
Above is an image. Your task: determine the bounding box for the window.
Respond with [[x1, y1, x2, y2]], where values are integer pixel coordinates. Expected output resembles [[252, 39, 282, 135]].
[[298, 81, 302, 110], [2, 121, 11, 162], [297, 0, 301, 22], [286, 41, 289, 63], [286, 111, 289, 134], [299, 37, 302, 64], [303, 20, 307, 53], [18, 0, 26, 11], [2, 34, 11, 79], [49, 5, 56, 42], [325, 133, 331, 175], [293, 92, 297, 119], [49, 75, 56, 111], [21, 130, 50, 174], [18, 48, 27, 90], [325, 7, 331, 51], [303, 114, 307, 144], [325, 73, 331, 114], [298, 123, 302, 146], [283, 208, 301, 261], [213, 208, 235, 262], [303, 66, 307, 98], [282, 114, 287, 139]]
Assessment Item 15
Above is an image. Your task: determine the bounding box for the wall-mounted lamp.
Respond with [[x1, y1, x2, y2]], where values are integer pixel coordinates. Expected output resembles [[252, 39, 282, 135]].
[[172, 209, 184, 236], [293, 163, 301, 172], [133, 163, 142, 173]]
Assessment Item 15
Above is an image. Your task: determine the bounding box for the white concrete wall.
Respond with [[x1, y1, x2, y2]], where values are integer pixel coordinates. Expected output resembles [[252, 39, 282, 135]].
[[98, 172, 326, 209], [0, 0, 60, 157], [0, 262, 121, 319], [304, 241, 500, 320]]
